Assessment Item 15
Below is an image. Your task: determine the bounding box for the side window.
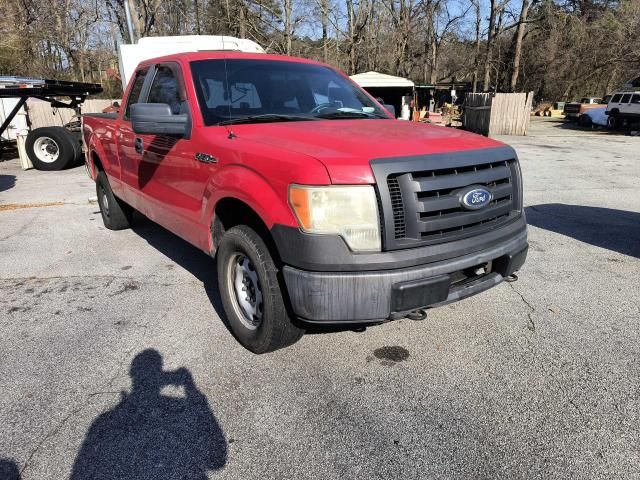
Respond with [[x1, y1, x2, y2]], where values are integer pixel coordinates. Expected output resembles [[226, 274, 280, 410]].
[[621, 94, 631, 103], [124, 70, 148, 119], [631, 94, 640, 104], [611, 94, 622, 103], [148, 66, 182, 114]]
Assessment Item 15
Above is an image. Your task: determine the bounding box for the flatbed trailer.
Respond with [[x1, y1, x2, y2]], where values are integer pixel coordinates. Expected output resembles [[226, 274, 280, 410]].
[[0, 76, 102, 170]]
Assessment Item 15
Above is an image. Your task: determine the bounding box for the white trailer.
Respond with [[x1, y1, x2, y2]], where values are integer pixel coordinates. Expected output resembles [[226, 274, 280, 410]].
[[118, 35, 265, 90]]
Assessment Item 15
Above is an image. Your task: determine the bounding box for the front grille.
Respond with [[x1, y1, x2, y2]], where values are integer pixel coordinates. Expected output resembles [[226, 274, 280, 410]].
[[371, 147, 522, 250], [387, 176, 406, 238], [564, 104, 580, 114], [411, 160, 513, 241]]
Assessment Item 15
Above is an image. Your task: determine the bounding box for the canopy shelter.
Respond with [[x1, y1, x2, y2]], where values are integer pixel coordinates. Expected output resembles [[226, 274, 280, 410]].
[[350, 71, 414, 118]]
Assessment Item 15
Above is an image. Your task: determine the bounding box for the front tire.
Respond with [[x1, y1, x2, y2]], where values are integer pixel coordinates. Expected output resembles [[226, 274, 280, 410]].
[[217, 225, 304, 353], [96, 171, 133, 230]]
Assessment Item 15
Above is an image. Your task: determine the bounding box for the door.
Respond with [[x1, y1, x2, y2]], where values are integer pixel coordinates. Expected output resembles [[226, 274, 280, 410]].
[[117, 67, 151, 209], [132, 63, 212, 246], [630, 94, 640, 116]]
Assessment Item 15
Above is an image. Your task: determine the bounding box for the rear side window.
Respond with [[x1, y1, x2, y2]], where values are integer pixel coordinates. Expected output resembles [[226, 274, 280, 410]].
[[631, 94, 640, 104], [621, 94, 632, 103], [610, 94, 622, 103], [124, 70, 148, 119], [148, 66, 182, 114]]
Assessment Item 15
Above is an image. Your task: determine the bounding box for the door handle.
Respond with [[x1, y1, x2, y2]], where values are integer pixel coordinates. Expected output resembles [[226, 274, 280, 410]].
[[134, 137, 144, 154]]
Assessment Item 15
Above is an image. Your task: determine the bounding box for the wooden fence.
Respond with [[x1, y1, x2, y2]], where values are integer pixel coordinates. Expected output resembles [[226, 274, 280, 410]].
[[463, 92, 534, 137], [25, 99, 120, 130]]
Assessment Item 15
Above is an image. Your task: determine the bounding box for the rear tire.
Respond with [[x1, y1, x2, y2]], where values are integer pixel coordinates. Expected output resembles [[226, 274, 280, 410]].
[[96, 171, 133, 230], [26, 127, 79, 171], [217, 225, 304, 353], [607, 115, 619, 129], [578, 114, 592, 128]]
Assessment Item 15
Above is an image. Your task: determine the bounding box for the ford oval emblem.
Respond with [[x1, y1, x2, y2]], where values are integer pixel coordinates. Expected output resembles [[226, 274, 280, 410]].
[[460, 187, 492, 210]]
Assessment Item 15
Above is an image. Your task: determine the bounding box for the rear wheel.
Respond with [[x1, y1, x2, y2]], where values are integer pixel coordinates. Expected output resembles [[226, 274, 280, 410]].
[[26, 126, 79, 171], [607, 115, 619, 129], [217, 225, 304, 353], [578, 114, 592, 128], [96, 171, 133, 230]]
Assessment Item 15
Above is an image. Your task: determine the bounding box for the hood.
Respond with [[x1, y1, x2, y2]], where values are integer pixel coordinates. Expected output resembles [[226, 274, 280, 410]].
[[234, 119, 505, 183]]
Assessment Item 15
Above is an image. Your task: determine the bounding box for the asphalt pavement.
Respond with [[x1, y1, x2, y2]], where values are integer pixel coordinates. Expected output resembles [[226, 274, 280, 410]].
[[1, 118, 639, 479]]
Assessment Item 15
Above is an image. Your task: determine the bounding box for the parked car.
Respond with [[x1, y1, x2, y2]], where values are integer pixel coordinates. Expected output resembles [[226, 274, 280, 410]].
[[577, 106, 608, 128], [605, 91, 640, 128], [82, 51, 528, 353], [563, 96, 607, 120]]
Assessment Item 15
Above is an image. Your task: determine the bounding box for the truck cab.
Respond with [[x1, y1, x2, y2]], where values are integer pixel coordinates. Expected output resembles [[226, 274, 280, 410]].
[[83, 49, 528, 353]]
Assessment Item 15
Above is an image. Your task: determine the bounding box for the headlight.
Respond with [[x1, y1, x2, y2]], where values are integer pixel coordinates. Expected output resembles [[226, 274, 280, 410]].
[[289, 185, 381, 252]]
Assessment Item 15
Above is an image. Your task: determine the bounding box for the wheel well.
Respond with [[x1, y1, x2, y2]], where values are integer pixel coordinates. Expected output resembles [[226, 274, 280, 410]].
[[212, 198, 280, 262], [92, 151, 104, 172]]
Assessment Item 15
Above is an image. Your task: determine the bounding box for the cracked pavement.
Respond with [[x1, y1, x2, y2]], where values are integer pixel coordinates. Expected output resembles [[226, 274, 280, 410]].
[[1, 118, 639, 479]]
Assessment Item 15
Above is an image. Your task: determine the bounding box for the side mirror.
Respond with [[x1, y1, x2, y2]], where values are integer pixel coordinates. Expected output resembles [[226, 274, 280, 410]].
[[383, 104, 396, 118], [130, 103, 188, 136]]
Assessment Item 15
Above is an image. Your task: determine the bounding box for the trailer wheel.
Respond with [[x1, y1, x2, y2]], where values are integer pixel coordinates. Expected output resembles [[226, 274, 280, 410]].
[[26, 127, 79, 171]]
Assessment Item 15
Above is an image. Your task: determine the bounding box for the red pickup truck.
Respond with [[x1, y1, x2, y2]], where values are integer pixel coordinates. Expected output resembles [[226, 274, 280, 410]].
[[83, 51, 528, 353]]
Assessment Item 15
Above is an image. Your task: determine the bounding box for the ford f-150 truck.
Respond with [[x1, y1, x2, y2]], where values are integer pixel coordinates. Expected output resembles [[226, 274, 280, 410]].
[[83, 51, 528, 353]]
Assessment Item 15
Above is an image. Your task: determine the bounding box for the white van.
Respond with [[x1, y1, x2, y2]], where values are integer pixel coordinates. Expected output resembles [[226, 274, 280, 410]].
[[606, 91, 640, 128]]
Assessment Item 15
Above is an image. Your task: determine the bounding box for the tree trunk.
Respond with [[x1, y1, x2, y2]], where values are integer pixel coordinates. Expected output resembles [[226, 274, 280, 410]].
[[483, 0, 497, 91], [194, 0, 201, 34], [472, 0, 481, 93], [127, 0, 144, 38], [429, 40, 437, 84], [238, 3, 247, 38], [346, 0, 355, 73], [283, 0, 293, 55], [321, 0, 329, 62], [509, 0, 529, 92]]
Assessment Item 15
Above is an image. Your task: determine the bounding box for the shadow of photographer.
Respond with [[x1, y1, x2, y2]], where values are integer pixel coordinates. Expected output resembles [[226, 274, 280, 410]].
[[70, 349, 227, 479]]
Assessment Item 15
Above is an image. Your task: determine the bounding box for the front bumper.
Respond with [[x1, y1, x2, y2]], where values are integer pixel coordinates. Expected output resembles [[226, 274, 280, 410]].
[[282, 228, 528, 323]]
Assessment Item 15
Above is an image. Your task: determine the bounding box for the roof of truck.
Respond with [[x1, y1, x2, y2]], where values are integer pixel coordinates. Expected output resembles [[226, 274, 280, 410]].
[[134, 51, 331, 70]]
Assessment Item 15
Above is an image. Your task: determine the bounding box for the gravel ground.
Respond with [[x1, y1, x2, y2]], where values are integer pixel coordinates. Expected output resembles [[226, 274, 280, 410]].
[[0, 118, 639, 479]]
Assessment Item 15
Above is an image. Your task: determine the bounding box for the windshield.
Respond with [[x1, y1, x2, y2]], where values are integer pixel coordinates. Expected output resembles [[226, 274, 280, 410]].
[[190, 59, 390, 126]]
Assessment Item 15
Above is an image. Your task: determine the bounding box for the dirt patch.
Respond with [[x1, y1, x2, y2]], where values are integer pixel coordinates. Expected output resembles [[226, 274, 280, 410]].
[[0, 202, 65, 212]]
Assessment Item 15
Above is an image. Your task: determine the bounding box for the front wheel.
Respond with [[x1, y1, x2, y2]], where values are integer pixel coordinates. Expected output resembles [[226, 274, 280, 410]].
[[217, 225, 304, 353]]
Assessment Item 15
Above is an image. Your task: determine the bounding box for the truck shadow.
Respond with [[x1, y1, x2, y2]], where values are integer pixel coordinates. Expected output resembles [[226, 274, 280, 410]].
[[525, 204, 640, 258], [130, 214, 361, 335], [130, 214, 228, 324], [69, 349, 227, 480], [0, 174, 16, 192], [0, 458, 20, 480]]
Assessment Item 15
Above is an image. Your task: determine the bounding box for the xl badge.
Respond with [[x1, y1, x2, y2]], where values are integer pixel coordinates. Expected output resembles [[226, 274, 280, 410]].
[[460, 186, 492, 210]]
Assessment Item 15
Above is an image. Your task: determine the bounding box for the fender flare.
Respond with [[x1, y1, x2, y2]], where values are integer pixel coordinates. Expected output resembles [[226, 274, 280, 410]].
[[202, 165, 299, 251], [86, 132, 110, 180]]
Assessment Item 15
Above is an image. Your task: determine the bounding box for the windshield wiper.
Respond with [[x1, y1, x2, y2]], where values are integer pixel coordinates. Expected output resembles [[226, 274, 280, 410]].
[[314, 111, 387, 120], [218, 114, 318, 126]]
